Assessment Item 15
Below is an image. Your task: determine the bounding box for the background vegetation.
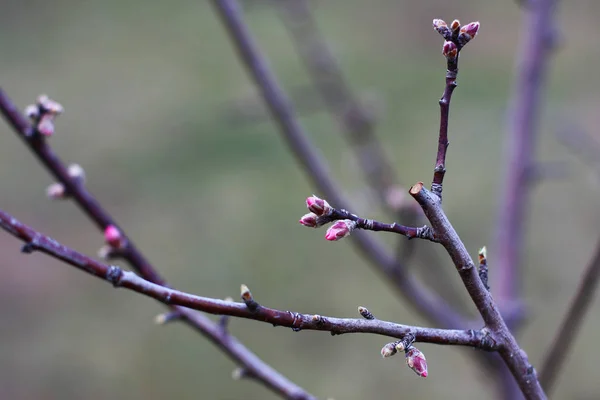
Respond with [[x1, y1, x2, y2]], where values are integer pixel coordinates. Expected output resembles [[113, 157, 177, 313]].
[[1, 1, 599, 398]]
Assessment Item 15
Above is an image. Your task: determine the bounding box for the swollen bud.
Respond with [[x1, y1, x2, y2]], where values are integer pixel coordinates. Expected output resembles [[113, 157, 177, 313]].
[[299, 212, 319, 228], [104, 225, 124, 249], [306, 195, 332, 217], [405, 347, 428, 377], [46, 183, 67, 200], [442, 41, 458, 60], [450, 19, 461, 33], [325, 220, 357, 241], [458, 21, 480, 47]]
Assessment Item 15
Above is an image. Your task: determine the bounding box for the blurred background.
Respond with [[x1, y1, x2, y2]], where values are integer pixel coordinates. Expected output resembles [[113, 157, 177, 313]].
[[1, 0, 600, 399]]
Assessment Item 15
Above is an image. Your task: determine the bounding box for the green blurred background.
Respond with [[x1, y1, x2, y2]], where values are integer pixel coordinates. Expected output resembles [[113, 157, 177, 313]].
[[1, 1, 600, 399]]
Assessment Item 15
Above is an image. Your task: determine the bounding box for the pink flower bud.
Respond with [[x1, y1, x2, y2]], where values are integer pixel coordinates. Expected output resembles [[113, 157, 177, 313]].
[[405, 347, 428, 377], [104, 225, 124, 248], [299, 212, 319, 228], [460, 21, 480, 39], [46, 182, 66, 199], [325, 220, 356, 241], [442, 41, 458, 60], [306, 195, 332, 217], [37, 114, 55, 137]]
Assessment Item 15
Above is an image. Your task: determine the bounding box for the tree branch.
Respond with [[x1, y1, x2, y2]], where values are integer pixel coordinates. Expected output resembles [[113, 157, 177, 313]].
[[0, 208, 499, 352], [539, 239, 600, 394], [210, 0, 467, 329], [409, 182, 546, 400], [0, 88, 315, 400]]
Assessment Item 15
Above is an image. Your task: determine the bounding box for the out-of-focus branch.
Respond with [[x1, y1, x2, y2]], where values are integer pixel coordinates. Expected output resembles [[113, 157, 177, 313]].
[[495, 0, 558, 308], [210, 0, 468, 329], [275, 0, 403, 213], [0, 208, 499, 352], [409, 183, 546, 400], [539, 239, 600, 395], [0, 88, 314, 400]]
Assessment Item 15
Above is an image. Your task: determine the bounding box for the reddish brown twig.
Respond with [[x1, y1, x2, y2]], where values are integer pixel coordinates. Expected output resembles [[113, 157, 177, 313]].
[[0, 208, 499, 352], [409, 182, 546, 400], [0, 88, 314, 400], [210, 0, 467, 330]]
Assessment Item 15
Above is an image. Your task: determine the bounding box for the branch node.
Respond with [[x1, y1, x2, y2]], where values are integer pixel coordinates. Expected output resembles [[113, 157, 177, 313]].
[[21, 242, 36, 254], [106, 265, 123, 287]]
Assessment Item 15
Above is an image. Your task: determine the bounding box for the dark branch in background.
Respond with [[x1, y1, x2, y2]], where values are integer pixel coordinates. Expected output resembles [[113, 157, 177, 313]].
[[495, 0, 558, 312], [210, 0, 467, 329], [274, 0, 403, 214], [539, 238, 600, 395], [0, 208, 499, 351], [0, 89, 315, 400]]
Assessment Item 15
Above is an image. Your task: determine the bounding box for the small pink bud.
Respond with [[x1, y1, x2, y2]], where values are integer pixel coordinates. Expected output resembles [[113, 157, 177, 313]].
[[46, 182, 66, 199], [460, 21, 480, 39], [381, 342, 398, 358], [325, 220, 356, 241], [306, 195, 332, 217], [299, 212, 319, 228], [37, 114, 55, 136], [405, 347, 428, 377], [104, 225, 124, 248], [442, 41, 458, 60]]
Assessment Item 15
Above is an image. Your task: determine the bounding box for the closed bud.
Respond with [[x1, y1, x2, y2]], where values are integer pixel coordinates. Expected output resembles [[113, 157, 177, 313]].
[[450, 19, 461, 32], [37, 114, 55, 137], [442, 41, 458, 60], [299, 212, 319, 228], [306, 195, 332, 217], [46, 182, 67, 199], [432, 19, 451, 40], [325, 220, 357, 241], [381, 342, 398, 358], [104, 225, 124, 248], [405, 347, 428, 377], [67, 163, 86, 184], [458, 21, 480, 47], [37, 94, 64, 115], [358, 306, 375, 320], [25, 104, 40, 120]]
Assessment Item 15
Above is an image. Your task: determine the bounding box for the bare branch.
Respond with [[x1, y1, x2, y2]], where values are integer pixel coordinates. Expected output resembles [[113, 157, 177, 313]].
[[0, 208, 498, 352], [0, 88, 314, 400], [539, 239, 600, 394], [210, 0, 467, 329], [409, 182, 546, 400]]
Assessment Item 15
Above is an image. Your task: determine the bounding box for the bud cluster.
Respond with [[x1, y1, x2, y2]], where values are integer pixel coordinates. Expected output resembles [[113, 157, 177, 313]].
[[25, 94, 64, 137], [380, 333, 427, 377], [299, 195, 357, 242], [432, 19, 480, 61]]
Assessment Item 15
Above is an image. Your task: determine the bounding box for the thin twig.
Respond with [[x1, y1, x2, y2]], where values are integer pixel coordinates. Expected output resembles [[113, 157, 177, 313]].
[[210, 0, 467, 329], [539, 240, 600, 394], [409, 182, 547, 400], [0, 88, 315, 400], [0, 208, 499, 351]]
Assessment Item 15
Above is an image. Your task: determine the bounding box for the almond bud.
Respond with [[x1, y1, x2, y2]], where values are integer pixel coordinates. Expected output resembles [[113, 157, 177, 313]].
[[381, 342, 398, 358], [299, 212, 319, 228], [104, 225, 124, 248], [442, 41, 458, 60], [37, 114, 55, 137], [450, 19, 461, 32], [405, 347, 428, 377], [325, 220, 357, 241], [458, 21, 480, 46], [46, 183, 66, 199], [432, 19, 451, 40], [306, 195, 332, 217]]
